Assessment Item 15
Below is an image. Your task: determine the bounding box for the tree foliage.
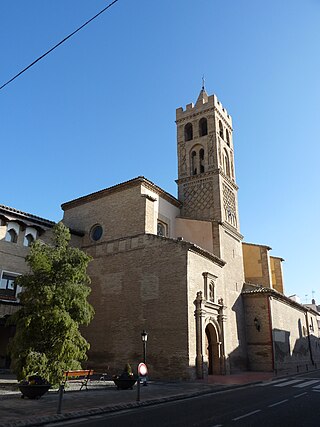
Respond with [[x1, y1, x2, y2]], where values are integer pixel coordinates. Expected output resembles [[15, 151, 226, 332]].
[[8, 222, 94, 385]]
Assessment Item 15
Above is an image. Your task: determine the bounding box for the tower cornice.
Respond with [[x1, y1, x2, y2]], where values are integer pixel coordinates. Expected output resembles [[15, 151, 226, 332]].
[[176, 169, 239, 191], [176, 107, 233, 131], [220, 221, 244, 241]]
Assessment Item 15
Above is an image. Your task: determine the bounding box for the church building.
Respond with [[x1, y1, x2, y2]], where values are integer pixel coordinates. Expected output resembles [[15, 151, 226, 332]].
[[1, 88, 319, 378]]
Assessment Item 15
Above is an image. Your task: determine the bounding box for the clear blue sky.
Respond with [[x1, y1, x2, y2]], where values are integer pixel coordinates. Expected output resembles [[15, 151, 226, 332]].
[[1, 0, 319, 301]]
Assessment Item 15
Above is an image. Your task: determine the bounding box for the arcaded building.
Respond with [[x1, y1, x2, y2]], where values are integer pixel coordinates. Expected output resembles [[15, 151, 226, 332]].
[[1, 89, 319, 377]]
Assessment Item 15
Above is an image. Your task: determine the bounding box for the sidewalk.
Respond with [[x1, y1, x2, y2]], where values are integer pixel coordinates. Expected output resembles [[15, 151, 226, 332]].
[[0, 371, 275, 427]]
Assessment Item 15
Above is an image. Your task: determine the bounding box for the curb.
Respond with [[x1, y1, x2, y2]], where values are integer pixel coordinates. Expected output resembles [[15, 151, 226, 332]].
[[0, 381, 261, 427]]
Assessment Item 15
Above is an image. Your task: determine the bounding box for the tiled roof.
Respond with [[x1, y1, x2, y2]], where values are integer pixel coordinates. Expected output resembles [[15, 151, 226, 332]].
[[242, 283, 319, 316], [0, 204, 55, 227]]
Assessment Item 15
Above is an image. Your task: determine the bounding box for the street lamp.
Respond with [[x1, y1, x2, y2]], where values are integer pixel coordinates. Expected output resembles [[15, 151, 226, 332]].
[[140, 330, 148, 386], [141, 330, 148, 364]]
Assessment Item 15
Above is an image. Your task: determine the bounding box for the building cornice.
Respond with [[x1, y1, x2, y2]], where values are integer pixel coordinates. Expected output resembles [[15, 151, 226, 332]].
[[81, 232, 225, 267], [176, 170, 238, 191], [221, 221, 244, 241], [175, 107, 233, 131], [242, 283, 319, 316], [242, 242, 272, 251], [62, 176, 181, 210]]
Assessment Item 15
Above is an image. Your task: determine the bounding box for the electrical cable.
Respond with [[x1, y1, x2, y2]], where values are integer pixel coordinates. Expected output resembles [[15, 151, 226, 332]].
[[0, 0, 119, 91]]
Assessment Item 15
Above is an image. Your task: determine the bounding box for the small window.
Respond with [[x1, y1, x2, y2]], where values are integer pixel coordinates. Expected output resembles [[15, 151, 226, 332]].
[[23, 234, 34, 247], [157, 222, 167, 237], [0, 274, 17, 298], [90, 224, 103, 241], [226, 129, 230, 146], [199, 118, 208, 137], [223, 149, 230, 177], [184, 123, 193, 141], [219, 121, 224, 139], [5, 229, 18, 243], [199, 149, 205, 173], [191, 151, 197, 175]]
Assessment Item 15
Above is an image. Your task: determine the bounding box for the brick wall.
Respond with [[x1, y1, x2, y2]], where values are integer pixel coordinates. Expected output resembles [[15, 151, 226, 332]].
[[243, 294, 273, 371], [63, 185, 146, 244], [81, 234, 192, 379]]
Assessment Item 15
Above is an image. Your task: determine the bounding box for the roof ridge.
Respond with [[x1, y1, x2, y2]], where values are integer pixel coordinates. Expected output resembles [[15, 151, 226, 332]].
[[0, 204, 55, 225]]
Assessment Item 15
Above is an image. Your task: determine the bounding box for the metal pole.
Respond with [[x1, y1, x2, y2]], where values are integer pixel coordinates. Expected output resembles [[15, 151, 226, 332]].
[[57, 384, 64, 414], [136, 375, 140, 402], [143, 341, 146, 364]]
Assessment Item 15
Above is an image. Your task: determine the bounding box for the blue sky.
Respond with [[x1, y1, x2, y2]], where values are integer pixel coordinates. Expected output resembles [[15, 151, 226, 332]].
[[1, 0, 319, 301]]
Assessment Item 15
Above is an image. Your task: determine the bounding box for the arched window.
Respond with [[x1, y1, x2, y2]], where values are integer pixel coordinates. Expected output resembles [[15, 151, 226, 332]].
[[199, 148, 205, 173], [157, 222, 167, 237], [184, 123, 193, 141], [226, 129, 230, 146], [219, 121, 224, 139], [24, 233, 34, 247], [5, 229, 18, 243], [223, 149, 230, 177], [199, 118, 208, 137], [191, 150, 197, 175]]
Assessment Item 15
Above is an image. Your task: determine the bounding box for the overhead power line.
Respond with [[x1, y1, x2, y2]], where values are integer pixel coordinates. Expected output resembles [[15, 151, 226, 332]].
[[0, 0, 119, 91]]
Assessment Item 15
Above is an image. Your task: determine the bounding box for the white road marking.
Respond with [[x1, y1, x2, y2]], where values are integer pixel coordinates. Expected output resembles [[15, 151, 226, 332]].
[[268, 399, 288, 407], [293, 380, 320, 388], [313, 389, 320, 392], [232, 410, 261, 421], [313, 385, 320, 389], [274, 379, 302, 387], [259, 378, 292, 386], [294, 392, 307, 398]]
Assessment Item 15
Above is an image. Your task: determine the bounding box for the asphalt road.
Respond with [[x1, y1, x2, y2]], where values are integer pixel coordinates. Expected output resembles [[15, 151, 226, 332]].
[[51, 371, 320, 427]]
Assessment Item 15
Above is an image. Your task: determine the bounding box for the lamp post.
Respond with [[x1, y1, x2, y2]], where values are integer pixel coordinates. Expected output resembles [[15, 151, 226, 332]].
[[141, 330, 148, 386], [141, 330, 148, 364]]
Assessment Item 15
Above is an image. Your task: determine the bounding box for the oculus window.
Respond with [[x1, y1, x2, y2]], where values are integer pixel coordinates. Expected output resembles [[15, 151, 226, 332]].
[[90, 224, 103, 242]]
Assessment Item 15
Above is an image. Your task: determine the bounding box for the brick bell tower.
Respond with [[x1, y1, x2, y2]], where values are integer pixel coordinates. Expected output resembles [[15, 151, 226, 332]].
[[176, 87, 241, 254], [176, 87, 247, 372]]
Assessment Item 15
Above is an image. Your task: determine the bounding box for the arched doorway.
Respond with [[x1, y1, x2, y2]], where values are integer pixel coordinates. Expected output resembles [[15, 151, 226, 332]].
[[205, 323, 220, 375]]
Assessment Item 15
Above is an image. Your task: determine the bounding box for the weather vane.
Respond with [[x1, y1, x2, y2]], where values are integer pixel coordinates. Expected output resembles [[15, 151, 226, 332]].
[[202, 75, 205, 91]]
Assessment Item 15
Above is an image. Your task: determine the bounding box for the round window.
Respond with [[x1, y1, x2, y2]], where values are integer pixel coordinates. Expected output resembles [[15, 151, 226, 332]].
[[90, 224, 103, 241]]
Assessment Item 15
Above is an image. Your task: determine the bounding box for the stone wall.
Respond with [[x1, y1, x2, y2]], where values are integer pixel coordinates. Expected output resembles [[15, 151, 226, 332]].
[[175, 217, 213, 253], [271, 298, 320, 373], [186, 250, 224, 377], [242, 243, 272, 288], [270, 257, 284, 294], [219, 226, 248, 372]]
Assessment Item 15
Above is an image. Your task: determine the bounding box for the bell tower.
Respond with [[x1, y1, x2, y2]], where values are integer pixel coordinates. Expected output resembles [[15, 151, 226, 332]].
[[176, 88, 240, 237], [176, 89, 247, 372]]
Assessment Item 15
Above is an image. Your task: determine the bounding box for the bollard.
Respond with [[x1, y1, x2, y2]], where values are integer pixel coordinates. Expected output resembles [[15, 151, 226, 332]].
[[57, 384, 64, 414]]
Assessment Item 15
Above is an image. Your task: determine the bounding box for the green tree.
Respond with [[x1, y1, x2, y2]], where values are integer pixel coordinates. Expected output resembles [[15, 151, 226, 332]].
[[8, 222, 94, 385]]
